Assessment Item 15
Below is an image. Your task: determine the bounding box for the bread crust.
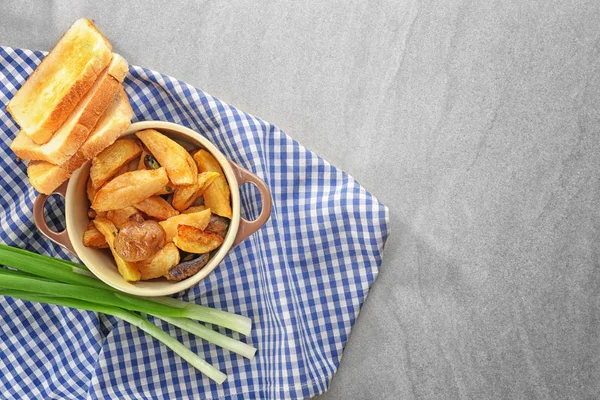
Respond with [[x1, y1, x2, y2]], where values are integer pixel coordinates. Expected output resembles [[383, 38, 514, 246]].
[[7, 19, 112, 144]]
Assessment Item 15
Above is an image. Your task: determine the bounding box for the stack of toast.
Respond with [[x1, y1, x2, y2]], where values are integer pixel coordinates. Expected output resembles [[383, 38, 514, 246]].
[[6, 18, 134, 195]]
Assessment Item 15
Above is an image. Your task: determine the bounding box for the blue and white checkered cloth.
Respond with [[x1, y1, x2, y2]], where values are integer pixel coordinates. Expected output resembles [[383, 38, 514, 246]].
[[0, 46, 389, 399]]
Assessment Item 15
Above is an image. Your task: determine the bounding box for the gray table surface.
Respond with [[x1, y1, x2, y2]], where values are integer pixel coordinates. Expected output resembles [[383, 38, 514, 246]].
[[2, 1, 599, 399]]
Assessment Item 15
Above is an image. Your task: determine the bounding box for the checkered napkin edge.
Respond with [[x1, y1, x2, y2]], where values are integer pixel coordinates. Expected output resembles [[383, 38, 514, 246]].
[[0, 46, 390, 400]]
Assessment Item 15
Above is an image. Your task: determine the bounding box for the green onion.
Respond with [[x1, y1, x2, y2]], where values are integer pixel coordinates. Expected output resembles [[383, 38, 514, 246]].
[[0, 244, 252, 335], [0, 288, 226, 384], [0, 243, 257, 379], [0, 274, 195, 318], [0, 246, 112, 289], [148, 296, 252, 336], [151, 315, 256, 359], [0, 244, 88, 270]]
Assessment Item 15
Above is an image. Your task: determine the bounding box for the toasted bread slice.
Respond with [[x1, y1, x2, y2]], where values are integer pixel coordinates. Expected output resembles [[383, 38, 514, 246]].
[[11, 53, 129, 165], [27, 88, 134, 195], [7, 18, 112, 144]]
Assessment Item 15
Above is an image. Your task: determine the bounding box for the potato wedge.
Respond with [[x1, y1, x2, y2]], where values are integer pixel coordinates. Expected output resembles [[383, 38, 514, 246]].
[[172, 183, 199, 212], [127, 157, 139, 172], [154, 183, 175, 196], [173, 225, 224, 254], [90, 138, 142, 189], [166, 253, 209, 281], [106, 206, 139, 229], [193, 150, 232, 218], [172, 171, 220, 212], [192, 195, 205, 207], [91, 167, 169, 212], [196, 171, 220, 197], [86, 177, 98, 204], [137, 150, 149, 170], [134, 195, 179, 220], [182, 205, 207, 214], [87, 209, 107, 219], [82, 221, 108, 248], [93, 217, 141, 281], [159, 209, 212, 242], [114, 162, 130, 178], [205, 214, 230, 238], [138, 152, 176, 194], [137, 242, 180, 280], [136, 129, 198, 185]]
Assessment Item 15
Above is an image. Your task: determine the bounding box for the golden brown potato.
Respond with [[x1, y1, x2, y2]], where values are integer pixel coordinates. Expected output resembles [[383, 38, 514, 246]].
[[172, 171, 220, 212], [182, 205, 207, 214], [172, 183, 199, 212], [193, 150, 232, 219], [134, 195, 179, 220], [93, 217, 141, 281], [82, 221, 108, 248], [154, 183, 175, 196], [91, 167, 169, 212], [137, 242, 180, 280], [159, 209, 212, 242], [137, 150, 149, 170], [166, 253, 209, 281], [113, 162, 130, 178], [196, 171, 220, 196], [136, 129, 198, 185], [173, 225, 224, 254], [90, 138, 143, 189], [106, 206, 139, 229], [127, 157, 139, 171], [87, 177, 98, 204], [114, 220, 166, 262], [205, 214, 230, 238]]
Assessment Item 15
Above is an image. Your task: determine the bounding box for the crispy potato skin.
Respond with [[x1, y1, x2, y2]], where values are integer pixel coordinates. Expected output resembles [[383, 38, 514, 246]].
[[166, 253, 209, 281], [90, 138, 142, 189], [205, 214, 230, 238], [91, 167, 169, 212], [114, 220, 166, 262], [193, 150, 232, 219]]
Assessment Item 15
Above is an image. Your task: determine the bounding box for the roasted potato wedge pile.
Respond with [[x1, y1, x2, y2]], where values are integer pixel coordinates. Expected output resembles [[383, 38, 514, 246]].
[[84, 130, 232, 282]]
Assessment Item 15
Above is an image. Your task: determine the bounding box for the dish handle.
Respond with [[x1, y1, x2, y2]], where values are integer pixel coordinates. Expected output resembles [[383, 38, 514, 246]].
[[230, 162, 272, 248], [33, 182, 76, 255]]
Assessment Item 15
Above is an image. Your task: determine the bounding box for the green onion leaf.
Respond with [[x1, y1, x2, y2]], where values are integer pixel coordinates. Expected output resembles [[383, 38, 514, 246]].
[[151, 315, 256, 359], [0, 288, 227, 384], [0, 245, 252, 335]]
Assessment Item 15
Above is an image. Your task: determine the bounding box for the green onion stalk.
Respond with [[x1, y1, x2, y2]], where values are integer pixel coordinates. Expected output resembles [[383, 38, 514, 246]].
[[0, 288, 226, 384], [0, 244, 258, 382], [0, 244, 252, 335]]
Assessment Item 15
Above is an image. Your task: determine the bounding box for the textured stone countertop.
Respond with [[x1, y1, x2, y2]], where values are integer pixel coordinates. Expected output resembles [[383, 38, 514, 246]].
[[2, 1, 598, 398]]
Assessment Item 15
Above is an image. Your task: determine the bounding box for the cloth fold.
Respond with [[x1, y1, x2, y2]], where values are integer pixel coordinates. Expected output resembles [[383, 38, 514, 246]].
[[0, 46, 389, 400]]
